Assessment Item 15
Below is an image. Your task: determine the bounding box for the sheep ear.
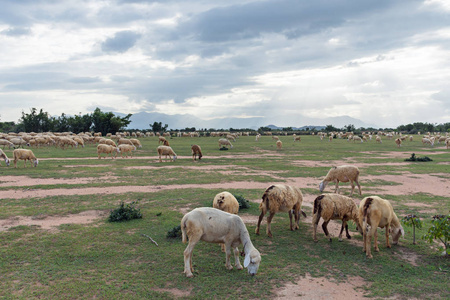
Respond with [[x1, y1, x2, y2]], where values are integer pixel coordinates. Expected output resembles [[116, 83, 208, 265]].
[[244, 254, 251, 268]]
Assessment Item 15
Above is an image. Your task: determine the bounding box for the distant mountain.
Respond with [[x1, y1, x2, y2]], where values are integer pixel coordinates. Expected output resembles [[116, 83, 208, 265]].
[[120, 111, 377, 130]]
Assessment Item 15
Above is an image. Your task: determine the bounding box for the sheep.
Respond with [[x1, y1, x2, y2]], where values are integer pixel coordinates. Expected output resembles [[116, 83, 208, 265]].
[[158, 136, 168, 144], [395, 138, 402, 148], [0, 149, 10, 166], [213, 192, 239, 215], [375, 135, 382, 143], [294, 136, 301, 142], [255, 184, 307, 238], [13, 149, 39, 168], [312, 194, 362, 242], [276, 140, 282, 149], [255, 134, 261, 141], [181, 207, 261, 278], [157, 145, 177, 162], [319, 165, 362, 196], [118, 144, 136, 158], [191, 144, 203, 161], [0, 139, 15, 149], [97, 144, 120, 159], [218, 138, 233, 149], [358, 196, 404, 259], [130, 138, 142, 148], [422, 138, 434, 147], [98, 138, 116, 147], [10, 137, 29, 148], [352, 136, 363, 143], [272, 135, 279, 141], [446, 138, 450, 149], [118, 138, 134, 146]]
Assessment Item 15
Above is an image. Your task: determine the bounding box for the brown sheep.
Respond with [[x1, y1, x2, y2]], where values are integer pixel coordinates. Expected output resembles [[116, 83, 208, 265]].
[[319, 165, 362, 196], [191, 144, 203, 161]]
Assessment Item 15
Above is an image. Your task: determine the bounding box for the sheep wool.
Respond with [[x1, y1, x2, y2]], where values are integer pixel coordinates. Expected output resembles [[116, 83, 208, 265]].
[[319, 165, 362, 196]]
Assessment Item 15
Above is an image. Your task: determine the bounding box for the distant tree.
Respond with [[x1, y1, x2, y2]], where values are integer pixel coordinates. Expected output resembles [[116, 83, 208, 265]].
[[282, 127, 293, 132], [258, 126, 271, 133], [344, 124, 356, 132], [20, 108, 55, 132], [324, 124, 338, 132], [69, 113, 93, 133], [0, 121, 16, 133], [54, 113, 70, 132], [184, 127, 196, 132], [92, 108, 132, 135]]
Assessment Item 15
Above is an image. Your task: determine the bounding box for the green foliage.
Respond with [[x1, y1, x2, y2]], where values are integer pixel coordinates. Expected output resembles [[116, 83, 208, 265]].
[[233, 194, 251, 210], [92, 107, 132, 135], [405, 153, 433, 162], [423, 214, 450, 255], [166, 225, 182, 239], [402, 214, 422, 244], [108, 201, 142, 222], [149, 121, 168, 133]]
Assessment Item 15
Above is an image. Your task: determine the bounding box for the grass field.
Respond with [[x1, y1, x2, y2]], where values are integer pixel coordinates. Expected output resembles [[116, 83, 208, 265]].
[[0, 134, 449, 299]]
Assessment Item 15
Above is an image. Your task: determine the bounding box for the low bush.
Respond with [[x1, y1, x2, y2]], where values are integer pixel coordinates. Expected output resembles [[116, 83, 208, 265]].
[[108, 201, 142, 222]]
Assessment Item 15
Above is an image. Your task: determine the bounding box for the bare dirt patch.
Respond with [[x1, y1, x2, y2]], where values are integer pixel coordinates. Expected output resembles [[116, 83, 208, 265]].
[[0, 175, 120, 187], [0, 210, 107, 233]]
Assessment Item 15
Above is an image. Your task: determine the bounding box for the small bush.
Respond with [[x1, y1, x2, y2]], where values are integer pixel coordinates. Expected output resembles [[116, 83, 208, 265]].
[[167, 225, 182, 239], [108, 201, 142, 222], [405, 153, 432, 162], [402, 214, 422, 244], [423, 214, 449, 256], [233, 194, 251, 210]]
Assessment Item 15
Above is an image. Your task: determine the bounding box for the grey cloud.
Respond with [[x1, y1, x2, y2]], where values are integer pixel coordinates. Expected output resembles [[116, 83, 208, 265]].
[[101, 31, 142, 53], [1, 27, 31, 36]]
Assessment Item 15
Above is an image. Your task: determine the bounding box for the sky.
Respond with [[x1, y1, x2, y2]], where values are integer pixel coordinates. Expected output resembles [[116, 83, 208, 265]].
[[0, 0, 449, 129]]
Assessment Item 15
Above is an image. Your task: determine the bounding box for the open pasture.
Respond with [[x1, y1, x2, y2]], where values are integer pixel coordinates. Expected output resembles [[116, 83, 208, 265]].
[[0, 133, 449, 299]]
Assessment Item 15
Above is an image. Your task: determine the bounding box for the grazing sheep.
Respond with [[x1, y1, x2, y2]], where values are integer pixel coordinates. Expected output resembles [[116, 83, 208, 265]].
[[191, 144, 203, 161], [213, 192, 239, 214], [118, 144, 136, 158], [0, 149, 10, 166], [157, 145, 177, 162], [98, 138, 117, 147], [395, 138, 402, 148], [319, 165, 362, 196], [255, 134, 261, 141], [312, 194, 361, 242], [446, 138, 450, 149], [272, 135, 279, 141], [130, 138, 142, 148], [118, 138, 134, 146], [159, 136, 168, 144], [276, 140, 282, 149], [358, 196, 404, 259], [13, 149, 39, 168], [255, 184, 307, 238], [0, 139, 15, 149], [218, 138, 233, 149], [375, 136, 382, 143], [181, 207, 261, 278], [293, 136, 301, 142], [422, 138, 434, 147], [97, 144, 120, 159]]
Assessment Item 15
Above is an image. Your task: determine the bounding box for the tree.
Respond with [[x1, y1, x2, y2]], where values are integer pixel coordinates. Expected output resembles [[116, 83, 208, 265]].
[[68, 113, 93, 133], [92, 108, 132, 135], [325, 124, 338, 132], [149, 121, 168, 133], [20, 108, 54, 132]]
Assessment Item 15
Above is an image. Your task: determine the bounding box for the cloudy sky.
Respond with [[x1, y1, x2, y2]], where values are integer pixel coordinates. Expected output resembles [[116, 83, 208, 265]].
[[1, 0, 449, 128]]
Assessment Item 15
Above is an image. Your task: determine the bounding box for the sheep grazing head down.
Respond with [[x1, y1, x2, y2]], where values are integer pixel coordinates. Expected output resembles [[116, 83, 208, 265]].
[[33, 159, 39, 167], [244, 249, 261, 276], [5, 158, 10, 166], [390, 226, 405, 245], [319, 181, 327, 192], [173, 155, 177, 161]]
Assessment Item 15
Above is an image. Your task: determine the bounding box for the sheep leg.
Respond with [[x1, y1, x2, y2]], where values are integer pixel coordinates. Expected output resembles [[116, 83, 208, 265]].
[[266, 212, 275, 238], [349, 181, 355, 196], [312, 213, 321, 242], [365, 226, 377, 259], [288, 210, 294, 231], [322, 220, 332, 242], [255, 212, 265, 235], [344, 222, 351, 239], [385, 225, 391, 248], [334, 180, 340, 194], [356, 180, 362, 195], [183, 238, 200, 278], [233, 247, 243, 270], [224, 244, 233, 270], [374, 228, 380, 252]]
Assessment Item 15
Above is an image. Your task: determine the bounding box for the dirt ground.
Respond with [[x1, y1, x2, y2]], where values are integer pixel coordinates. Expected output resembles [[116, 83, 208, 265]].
[[1, 151, 448, 299]]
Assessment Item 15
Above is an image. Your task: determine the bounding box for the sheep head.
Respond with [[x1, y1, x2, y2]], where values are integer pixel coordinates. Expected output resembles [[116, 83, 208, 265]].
[[319, 181, 327, 192], [244, 249, 261, 276], [390, 226, 404, 245], [33, 159, 39, 167], [5, 158, 10, 166]]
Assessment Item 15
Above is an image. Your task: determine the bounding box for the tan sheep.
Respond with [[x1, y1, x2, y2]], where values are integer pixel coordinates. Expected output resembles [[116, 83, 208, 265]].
[[157, 145, 177, 162], [358, 196, 404, 259], [181, 207, 261, 278], [213, 192, 239, 214], [118, 144, 136, 158], [276, 140, 282, 149], [293, 136, 301, 142], [0, 149, 10, 166], [312, 194, 362, 242], [218, 138, 233, 149], [319, 165, 362, 196], [191, 144, 203, 161], [446, 138, 450, 149], [98, 138, 117, 147], [158, 136, 168, 144], [97, 144, 120, 159], [255, 184, 307, 238], [118, 138, 134, 146], [130, 138, 142, 148], [395, 138, 402, 148], [0, 139, 15, 149], [13, 149, 39, 168]]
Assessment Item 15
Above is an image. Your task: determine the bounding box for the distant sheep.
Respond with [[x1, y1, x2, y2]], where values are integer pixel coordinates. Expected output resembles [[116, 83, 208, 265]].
[[276, 140, 282, 149], [0, 149, 10, 166], [358, 196, 404, 259], [422, 138, 434, 147], [0, 139, 15, 149], [130, 138, 142, 148], [13, 149, 39, 168], [312, 194, 361, 242], [181, 207, 261, 277], [118, 138, 134, 146], [319, 165, 362, 196], [293, 136, 301, 142], [157, 145, 177, 162], [255, 184, 306, 238], [191, 144, 203, 161], [97, 144, 120, 159], [118, 144, 136, 158], [218, 138, 233, 149], [395, 138, 402, 148]]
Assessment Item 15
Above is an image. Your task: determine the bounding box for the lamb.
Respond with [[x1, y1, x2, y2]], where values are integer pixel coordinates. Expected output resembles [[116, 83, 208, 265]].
[[276, 140, 282, 149], [395, 138, 402, 148], [0, 149, 10, 166], [157, 145, 177, 162], [319, 165, 362, 196], [181, 207, 261, 278], [358, 196, 404, 259], [255, 184, 307, 238], [118, 144, 136, 158], [13, 149, 39, 168], [191, 144, 203, 161], [97, 144, 120, 159], [218, 138, 233, 149], [312, 194, 361, 242]]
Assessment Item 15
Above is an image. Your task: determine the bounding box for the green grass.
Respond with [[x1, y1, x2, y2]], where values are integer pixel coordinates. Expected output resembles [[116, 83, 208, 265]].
[[0, 134, 449, 299]]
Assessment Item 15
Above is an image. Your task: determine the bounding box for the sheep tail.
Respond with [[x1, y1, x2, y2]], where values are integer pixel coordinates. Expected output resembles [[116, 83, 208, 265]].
[[313, 195, 324, 224], [363, 197, 373, 222], [181, 218, 188, 244], [262, 185, 275, 211]]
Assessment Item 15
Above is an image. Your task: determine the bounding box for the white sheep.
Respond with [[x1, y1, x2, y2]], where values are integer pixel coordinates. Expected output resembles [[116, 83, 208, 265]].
[[255, 134, 261, 141], [218, 138, 233, 149], [130, 138, 142, 148], [191, 144, 203, 161], [358, 196, 404, 259], [0, 139, 15, 149], [0, 149, 10, 166], [181, 207, 261, 278], [118, 144, 136, 158], [276, 140, 282, 149], [422, 138, 434, 147], [118, 138, 134, 146], [157, 145, 177, 162], [319, 165, 362, 196], [255, 184, 307, 238], [312, 194, 361, 242], [13, 149, 39, 168], [97, 144, 120, 159], [395, 138, 402, 148], [98, 138, 117, 147], [293, 136, 301, 142], [375, 135, 382, 143]]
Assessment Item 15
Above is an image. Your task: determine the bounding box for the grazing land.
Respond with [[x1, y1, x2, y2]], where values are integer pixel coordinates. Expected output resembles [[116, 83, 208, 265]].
[[0, 134, 449, 299]]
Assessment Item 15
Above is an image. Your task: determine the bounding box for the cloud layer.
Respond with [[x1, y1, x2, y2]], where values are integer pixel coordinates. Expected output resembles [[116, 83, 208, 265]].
[[0, 0, 449, 128]]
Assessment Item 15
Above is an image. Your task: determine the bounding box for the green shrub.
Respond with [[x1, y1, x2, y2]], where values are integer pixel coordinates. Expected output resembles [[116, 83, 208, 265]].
[[405, 153, 433, 162], [108, 201, 142, 222], [167, 225, 182, 238], [402, 214, 422, 244], [233, 194, 250, 210], [423, 214, 449, 256]]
